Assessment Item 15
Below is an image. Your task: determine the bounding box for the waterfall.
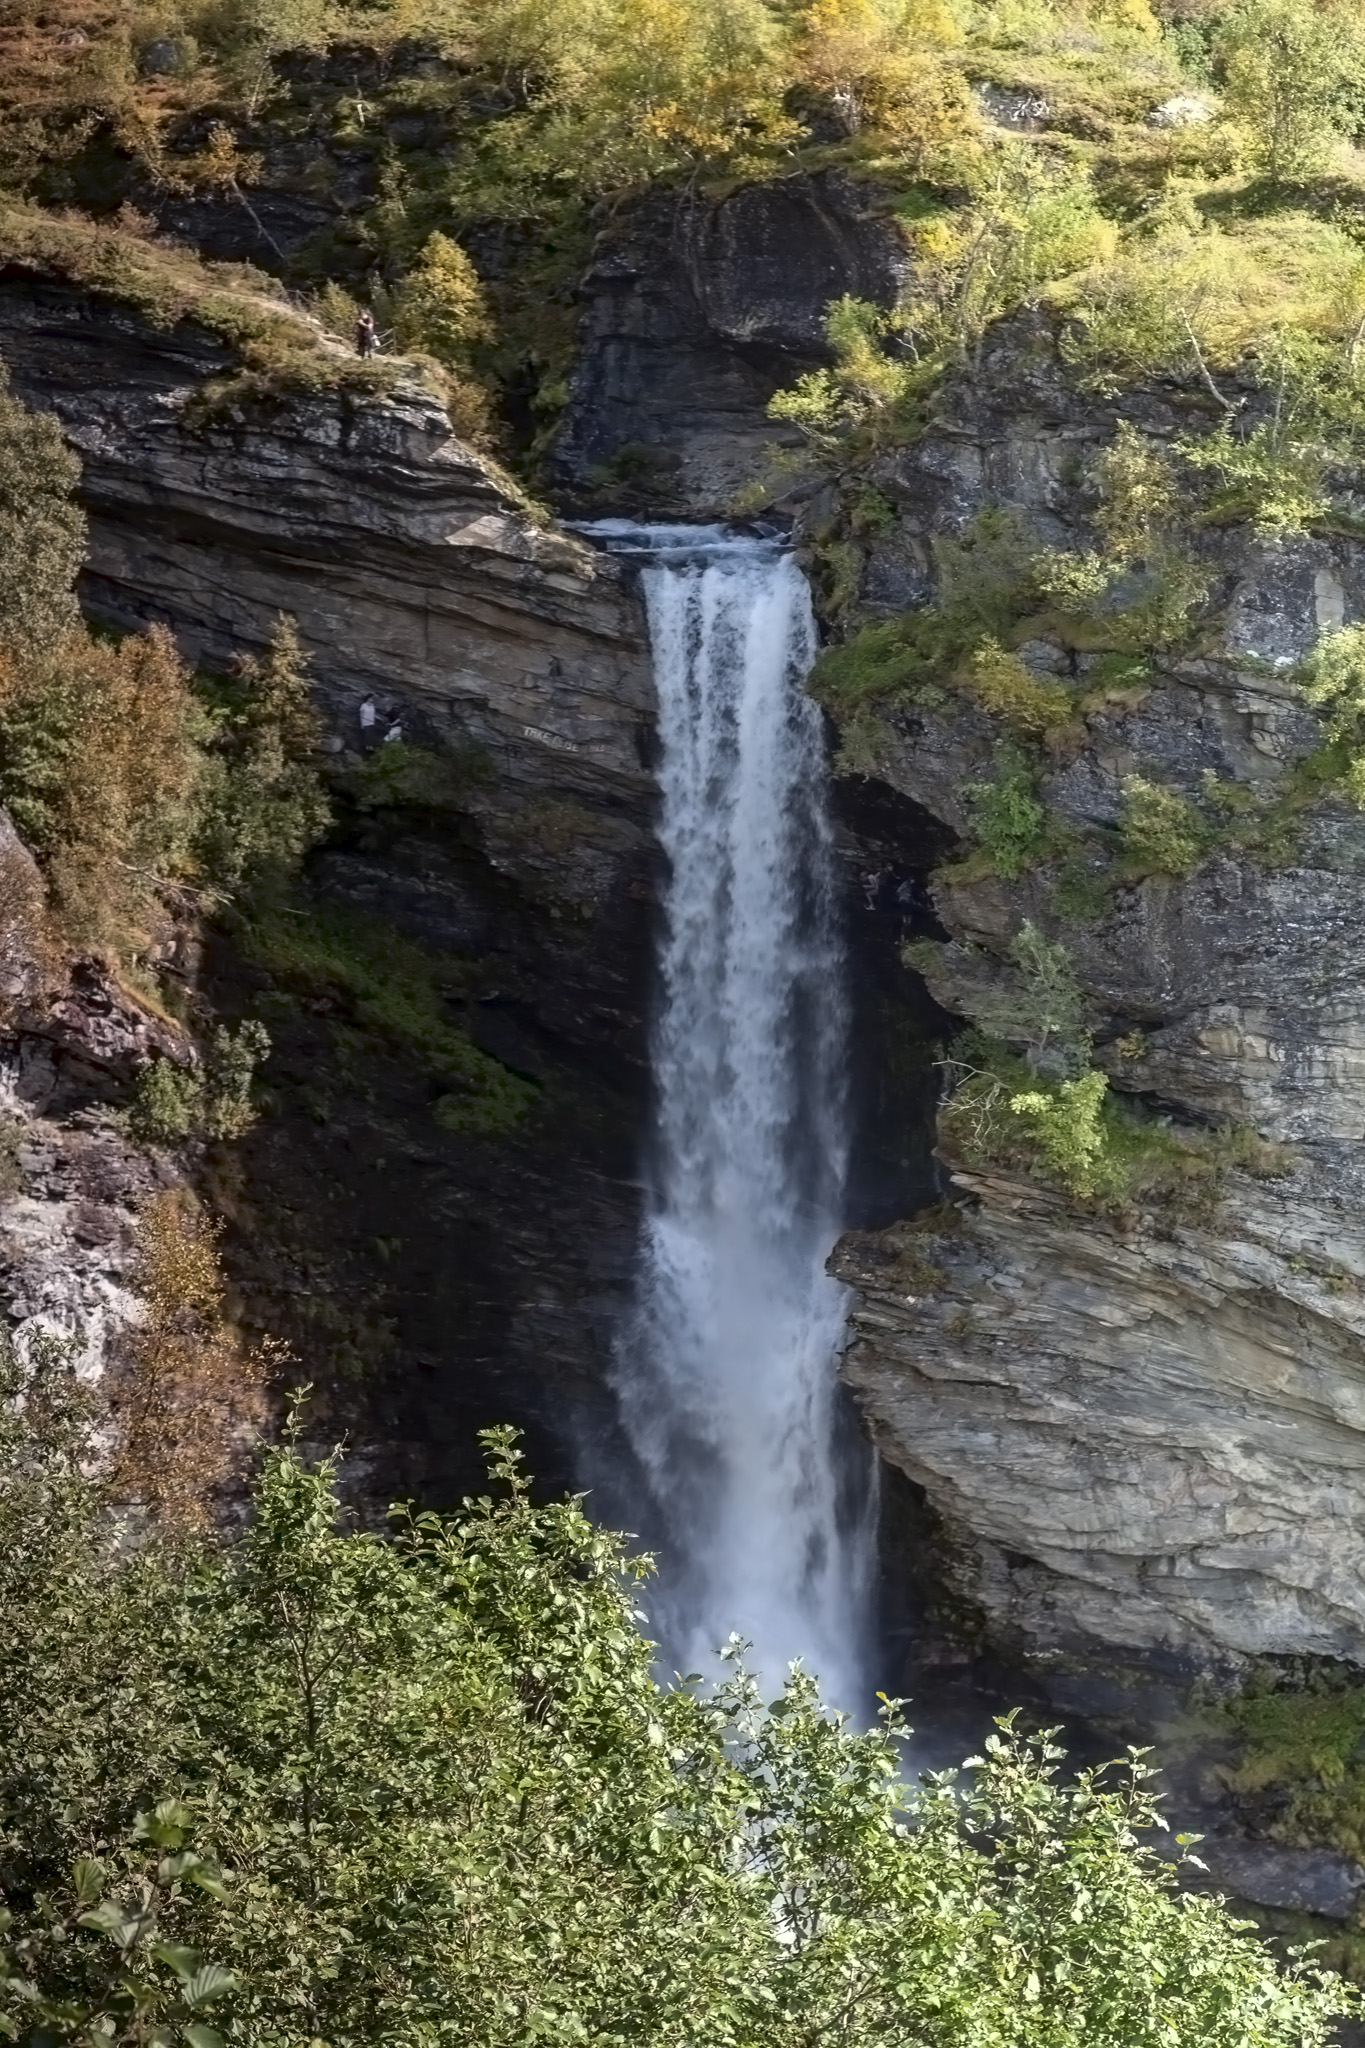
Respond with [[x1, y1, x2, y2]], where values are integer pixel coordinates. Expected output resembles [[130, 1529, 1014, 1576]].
[[588, 522, 873, 1710]]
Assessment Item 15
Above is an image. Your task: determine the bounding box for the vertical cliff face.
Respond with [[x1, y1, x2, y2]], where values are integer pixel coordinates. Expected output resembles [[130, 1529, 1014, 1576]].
[[810, 326, 1365, 1727], [550, 172, 909, 518], [0, 262, 668, 1498]]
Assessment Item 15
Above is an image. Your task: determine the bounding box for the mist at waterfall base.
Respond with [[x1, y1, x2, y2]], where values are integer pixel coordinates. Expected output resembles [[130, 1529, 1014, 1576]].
[[584, 522, 875, 1715]]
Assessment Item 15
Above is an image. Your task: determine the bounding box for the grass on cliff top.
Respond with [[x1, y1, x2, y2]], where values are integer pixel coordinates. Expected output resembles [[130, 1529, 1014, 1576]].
[[0, 199, 418, 397], [241, 901, 536, 1136]]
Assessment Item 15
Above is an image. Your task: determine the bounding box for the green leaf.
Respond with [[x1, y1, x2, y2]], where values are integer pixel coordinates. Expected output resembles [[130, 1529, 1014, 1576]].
[[77, 1901, 155, 1951], [182, 1965, 238, 2008], [153, 1944, 201, 1984], [181, 2027, 224, 2048]]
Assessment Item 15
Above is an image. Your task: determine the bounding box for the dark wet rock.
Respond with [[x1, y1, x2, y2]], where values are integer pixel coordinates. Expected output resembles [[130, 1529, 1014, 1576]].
[[552, 171, 910, 516]]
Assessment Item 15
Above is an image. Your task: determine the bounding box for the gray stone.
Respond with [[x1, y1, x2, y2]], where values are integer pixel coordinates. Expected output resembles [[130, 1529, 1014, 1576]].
[[974, 85, 1052, 131], [551, 172, 910, 517], [138, 36, 185, 75], [1147, 94, 1215, 128], [821, 317, 1365, 1678], [0, 270, 656, 912]]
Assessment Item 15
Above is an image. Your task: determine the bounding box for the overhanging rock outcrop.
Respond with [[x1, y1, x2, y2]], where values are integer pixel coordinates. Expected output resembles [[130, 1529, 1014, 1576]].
[[0, 268, 655, 906], [551, 170, 910, 517]]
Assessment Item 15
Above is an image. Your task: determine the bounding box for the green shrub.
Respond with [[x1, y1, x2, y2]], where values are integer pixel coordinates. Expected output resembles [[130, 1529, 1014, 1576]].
[[193, 617, 331, 909], [203, 1019, 271, 1138], [0, 1362, 1354, 2047], [127, 1022, 271, 1145], [1118, 773, 1208, 875], [769, 294, 934, 451], [939, 1027, 1287, 1209], [0, 368, 84, 660], [1180, 416, 1330, 536], [971, 919, 1091, 1070], [384, 232, 495, 442], [1216, 0, 1365, 186], [961, 742, 1054, 877], [335, 736, 492, 815], [939, 1036, 1121, 1198], [127, 1058, 202, 1145], [1299, 621, 1365, 803], [1007, 1066, 1112, 1196], [963, 637, 1074, 735]]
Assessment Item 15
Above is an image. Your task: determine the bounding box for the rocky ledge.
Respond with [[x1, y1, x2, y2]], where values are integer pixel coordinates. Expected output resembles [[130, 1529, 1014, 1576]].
[[0, 266, 655, 908], [821, 327, 1365, 1698]]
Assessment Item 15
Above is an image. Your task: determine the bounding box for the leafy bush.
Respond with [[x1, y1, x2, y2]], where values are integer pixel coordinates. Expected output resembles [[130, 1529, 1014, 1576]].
[[794, 0, 968, 151], [1007, 1066, 1112, 1195], [963, 636, 1074, 735], [128, 1022, 272, 1146], [1063, 216, 1365, 380], [1299, 621, 1365, 802], [961, 741, 1054, 877], [383, 232, 495, 441], [0, 380, 332, 963], [0, 369, 85, 660], [1216, 0, 1365, 186], [1118, 773, 1208, 875], [970, 918, 1091, 1071], [194, 618, 331, 910], [127, 1058, 203, 1145], [768, 148, 1114, 456], [1186, 426, 1327, 536], [110, 1193, 271, 1526], [0, 1368, 1353, 2047], [0, 1797, 236, 2048], [0, 625, 202, 955], [768, 293, 932, 451]]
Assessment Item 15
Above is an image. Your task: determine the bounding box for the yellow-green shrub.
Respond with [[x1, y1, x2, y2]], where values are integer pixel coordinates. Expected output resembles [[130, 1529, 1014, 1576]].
[[1300, 621, 1365, 804], [1216, 0, 1365, 186], [1118, 773, 1208, 875], [963, 637, 1074, 734]]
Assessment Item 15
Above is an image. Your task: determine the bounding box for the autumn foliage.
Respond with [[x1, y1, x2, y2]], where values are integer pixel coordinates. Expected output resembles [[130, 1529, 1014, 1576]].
[[111, 1192, 273, 1527]]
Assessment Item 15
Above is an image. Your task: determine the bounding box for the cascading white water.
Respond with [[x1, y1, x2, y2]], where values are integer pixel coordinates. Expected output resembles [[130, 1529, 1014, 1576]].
[[589, 522, 872, 1710]]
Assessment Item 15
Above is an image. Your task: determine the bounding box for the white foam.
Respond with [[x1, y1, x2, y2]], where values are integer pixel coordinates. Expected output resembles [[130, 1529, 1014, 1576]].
[[612, 527, 873, 1708]]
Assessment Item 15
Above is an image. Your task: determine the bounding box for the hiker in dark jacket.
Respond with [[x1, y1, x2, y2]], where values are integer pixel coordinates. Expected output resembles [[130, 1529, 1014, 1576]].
[[356, 310, 378, 359]]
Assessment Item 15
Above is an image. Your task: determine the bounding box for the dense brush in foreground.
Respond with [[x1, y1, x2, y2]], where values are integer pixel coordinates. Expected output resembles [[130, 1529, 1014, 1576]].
[[0, 1353, 1353, 2047]]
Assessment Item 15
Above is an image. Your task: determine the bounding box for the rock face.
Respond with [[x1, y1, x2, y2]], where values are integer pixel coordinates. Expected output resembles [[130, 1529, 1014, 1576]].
[[0, 262, 666, 1497], [0, 967, 189, 1379], [0, 266, 655, 909], [821, 322, 1365, 1695], [551, 171, 909, 516]]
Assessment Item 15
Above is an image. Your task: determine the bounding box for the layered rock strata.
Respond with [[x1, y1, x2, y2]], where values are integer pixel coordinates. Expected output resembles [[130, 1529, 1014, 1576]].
[[0, 266, 655, 909], [824, 328, 1365, 1690]]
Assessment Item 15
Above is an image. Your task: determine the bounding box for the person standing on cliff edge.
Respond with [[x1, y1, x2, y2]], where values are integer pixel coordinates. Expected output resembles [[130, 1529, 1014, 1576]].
[[356, 310, 378, 359]]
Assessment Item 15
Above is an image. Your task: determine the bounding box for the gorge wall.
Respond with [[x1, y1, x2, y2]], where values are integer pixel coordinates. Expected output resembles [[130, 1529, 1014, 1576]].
[[818, 335, 1365, 1704], [0, 262, 669, 1498], [9, 158, 1365, 1917]]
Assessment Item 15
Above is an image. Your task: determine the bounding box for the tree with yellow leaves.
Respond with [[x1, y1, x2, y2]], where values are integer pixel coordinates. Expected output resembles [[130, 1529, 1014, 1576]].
[[795, 0, 966, 149]]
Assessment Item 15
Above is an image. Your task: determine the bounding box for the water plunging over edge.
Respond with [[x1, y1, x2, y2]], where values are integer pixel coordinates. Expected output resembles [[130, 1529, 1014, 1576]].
[[583, 522, 876, 1712]]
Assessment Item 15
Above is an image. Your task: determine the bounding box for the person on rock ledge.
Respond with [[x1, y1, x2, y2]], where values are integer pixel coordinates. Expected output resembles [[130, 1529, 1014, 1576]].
[[356, 310, 379, 360]]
